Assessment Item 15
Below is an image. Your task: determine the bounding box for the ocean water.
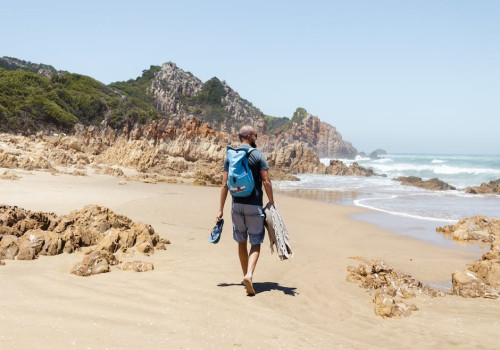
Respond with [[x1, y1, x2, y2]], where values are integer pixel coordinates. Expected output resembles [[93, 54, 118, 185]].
[[274, 153, 500, 223]]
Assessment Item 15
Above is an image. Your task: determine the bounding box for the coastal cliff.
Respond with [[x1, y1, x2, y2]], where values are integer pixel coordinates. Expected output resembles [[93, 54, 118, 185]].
[[0, 57, 357, 160]]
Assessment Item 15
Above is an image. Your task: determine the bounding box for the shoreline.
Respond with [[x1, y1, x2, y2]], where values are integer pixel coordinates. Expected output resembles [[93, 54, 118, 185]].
[[1, 170, 499, 349], [274, 188, 487, 254]]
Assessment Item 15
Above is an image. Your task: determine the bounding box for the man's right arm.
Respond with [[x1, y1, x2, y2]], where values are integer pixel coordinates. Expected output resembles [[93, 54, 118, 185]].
[[216, 171, 229, 222]]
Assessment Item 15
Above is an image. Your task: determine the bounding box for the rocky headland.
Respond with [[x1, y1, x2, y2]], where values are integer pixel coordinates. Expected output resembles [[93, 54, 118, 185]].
[[0, 112, 377, 186], [0, 56, 368, 183]]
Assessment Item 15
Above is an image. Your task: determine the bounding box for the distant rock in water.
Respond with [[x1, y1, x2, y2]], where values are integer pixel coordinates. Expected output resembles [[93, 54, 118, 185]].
[[372, 148, 387, 156], [358, 149, 386, 159], [326, 160, 378, 177], [394, 176, 456, 191], [465, 178, 500, 195]]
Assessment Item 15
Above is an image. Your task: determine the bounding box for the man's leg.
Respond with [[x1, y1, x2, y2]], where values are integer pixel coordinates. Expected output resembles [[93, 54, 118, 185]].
[[246, 244, 260, 280], [243, 244, 260, 295], [238, 241, 248, 276]]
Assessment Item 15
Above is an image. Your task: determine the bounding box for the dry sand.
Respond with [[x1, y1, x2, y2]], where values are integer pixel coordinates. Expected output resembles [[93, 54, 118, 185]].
[[1, 170, 499, 349]]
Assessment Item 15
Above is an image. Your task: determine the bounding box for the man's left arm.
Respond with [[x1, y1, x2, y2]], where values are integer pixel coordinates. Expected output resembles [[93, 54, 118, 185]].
[[261, 169, 274, 206]]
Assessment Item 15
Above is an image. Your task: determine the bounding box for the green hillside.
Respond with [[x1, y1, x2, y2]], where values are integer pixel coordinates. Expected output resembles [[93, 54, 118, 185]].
[[0, 67, 159, 133]]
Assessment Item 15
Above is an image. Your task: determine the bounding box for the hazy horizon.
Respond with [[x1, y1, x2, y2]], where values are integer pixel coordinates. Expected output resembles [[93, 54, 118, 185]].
[[2, 0, 499, 155]]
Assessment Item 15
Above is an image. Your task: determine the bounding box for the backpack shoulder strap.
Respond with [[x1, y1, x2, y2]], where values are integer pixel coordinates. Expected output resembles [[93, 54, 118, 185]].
[[235, 146, 256, 156]]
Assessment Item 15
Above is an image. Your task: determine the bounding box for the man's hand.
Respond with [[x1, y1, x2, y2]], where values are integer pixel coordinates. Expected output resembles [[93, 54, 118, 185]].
[[216, 210, 223, 223]]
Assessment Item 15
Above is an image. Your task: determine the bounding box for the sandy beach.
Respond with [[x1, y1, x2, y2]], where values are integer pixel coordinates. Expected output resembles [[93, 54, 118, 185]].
[[0, 170, 498, 349]]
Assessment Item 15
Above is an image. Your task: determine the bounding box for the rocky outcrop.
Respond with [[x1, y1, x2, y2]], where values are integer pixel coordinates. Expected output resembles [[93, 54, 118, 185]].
[[148, 62, 203, 115], [0, 204, 168, 276], [436, 216, 500, 243], [266, 143, 326, 175], [465, 179, 500, 195], [451, 237, 500, 299], [0, 147, 56, 172], [2, 57, 360, 160], [436, 216, 500, 299], [146, 63, 356, 158], [326, 160, 377, 176], [347, 258, 444, 318], [260, 112, 358, 159], [266, 143, 377, 179], [394, 176, 456, 191]]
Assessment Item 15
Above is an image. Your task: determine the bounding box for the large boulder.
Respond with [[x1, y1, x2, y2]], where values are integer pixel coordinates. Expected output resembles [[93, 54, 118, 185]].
[[71, 250, 119, 277]]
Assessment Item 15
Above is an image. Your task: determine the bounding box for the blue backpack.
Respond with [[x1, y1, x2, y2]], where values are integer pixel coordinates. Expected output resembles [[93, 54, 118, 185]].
[[226, 146, 256, 197]]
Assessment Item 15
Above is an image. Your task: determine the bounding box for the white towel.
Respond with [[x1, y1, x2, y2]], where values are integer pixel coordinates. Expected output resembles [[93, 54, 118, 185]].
[[264, 202, 293, 260]]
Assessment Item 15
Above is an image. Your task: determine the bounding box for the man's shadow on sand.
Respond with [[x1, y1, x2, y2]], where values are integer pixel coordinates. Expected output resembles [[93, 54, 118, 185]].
[[217, 282, 298, 296]]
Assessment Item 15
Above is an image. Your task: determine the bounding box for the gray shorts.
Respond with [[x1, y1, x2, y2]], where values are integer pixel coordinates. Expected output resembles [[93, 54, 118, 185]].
[[231, 202, 265, 245]]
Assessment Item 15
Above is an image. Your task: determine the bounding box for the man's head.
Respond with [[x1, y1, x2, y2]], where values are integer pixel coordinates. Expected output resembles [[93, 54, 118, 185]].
[[238, 125, 258, 148]]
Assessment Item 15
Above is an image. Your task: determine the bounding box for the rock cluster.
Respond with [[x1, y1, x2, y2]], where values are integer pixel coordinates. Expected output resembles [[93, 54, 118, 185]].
[[265, 113, 358, 159], [394, 176, 456, 191], [347, 258, 444, 318], [0, 204, 168, 276], [436, 216, 500, 298], [265, 143, 377, 180], [436, 216, 500, 243], [266, 143, 326, 174], [465, 179, 500, 195], [0, 146, 55, 172], [451, 239, 500, 299], [0, 113, 365, 186]]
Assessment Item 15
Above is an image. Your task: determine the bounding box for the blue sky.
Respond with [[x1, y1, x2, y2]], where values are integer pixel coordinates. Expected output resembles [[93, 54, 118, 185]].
[[1, 0, 499, 154]]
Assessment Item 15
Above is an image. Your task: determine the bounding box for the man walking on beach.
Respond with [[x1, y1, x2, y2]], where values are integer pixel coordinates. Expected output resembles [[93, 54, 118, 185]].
[[216, 125, 275, 296]]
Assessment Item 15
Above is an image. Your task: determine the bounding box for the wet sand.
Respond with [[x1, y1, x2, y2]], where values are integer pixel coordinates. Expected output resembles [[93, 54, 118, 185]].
[[1, 171, 499, 349]]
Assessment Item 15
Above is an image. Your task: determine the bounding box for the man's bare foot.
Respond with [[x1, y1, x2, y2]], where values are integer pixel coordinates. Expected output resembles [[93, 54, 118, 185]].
[[243, 276, 255, 296]]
